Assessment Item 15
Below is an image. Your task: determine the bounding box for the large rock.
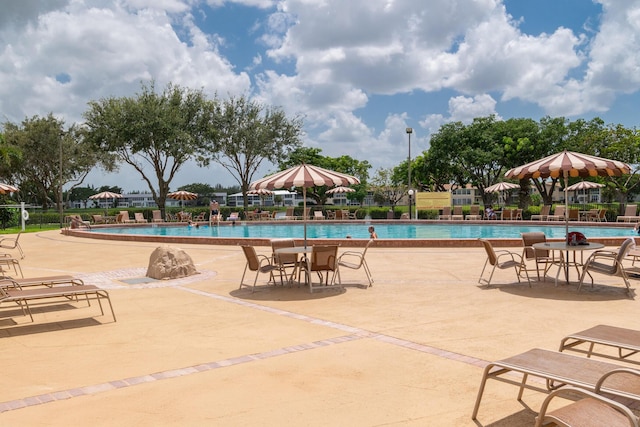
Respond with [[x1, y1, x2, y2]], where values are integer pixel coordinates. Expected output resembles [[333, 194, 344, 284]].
[[146, 246, 197, 280]]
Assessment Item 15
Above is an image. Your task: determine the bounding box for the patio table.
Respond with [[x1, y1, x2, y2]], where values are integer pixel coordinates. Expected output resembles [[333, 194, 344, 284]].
[[532, 241, 604, 285]]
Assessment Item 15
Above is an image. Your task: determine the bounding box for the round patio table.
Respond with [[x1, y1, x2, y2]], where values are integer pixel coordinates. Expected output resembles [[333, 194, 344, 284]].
[[533, 242, 604, 286]]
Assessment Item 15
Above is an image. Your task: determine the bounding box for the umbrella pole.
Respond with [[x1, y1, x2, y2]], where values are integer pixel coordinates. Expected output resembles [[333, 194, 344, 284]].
[[303, 187, 307, 248], [564, 173, 570, 282]]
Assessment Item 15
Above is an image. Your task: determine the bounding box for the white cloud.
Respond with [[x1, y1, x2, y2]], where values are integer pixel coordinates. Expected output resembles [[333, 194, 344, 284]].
[[420, 94, 499, 138]]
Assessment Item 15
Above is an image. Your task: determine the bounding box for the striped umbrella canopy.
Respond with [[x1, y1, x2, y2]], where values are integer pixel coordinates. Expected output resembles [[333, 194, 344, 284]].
[[0, 183, 19, 194], [484, 182, 520, 193], [326, 186, 356, 194], [246, 189, 274, 196], [250, 164, 360, 246], [89, 191, 122, 200], [168, 190, 198, 209], [89, 191, 123, 215], [506, 151, 630, 271], [565, 181, 604, 191], [168, 190, 198, 200]]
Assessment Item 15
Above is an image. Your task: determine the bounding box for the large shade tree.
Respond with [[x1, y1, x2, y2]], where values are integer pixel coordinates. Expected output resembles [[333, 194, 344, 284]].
[[2, 113, 109, 210], [200, 95, 303, 210], [82, 81, 218, 213]]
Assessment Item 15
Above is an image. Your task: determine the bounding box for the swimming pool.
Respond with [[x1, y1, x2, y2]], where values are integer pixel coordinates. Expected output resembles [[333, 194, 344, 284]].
[[89, 222, 636, 240]]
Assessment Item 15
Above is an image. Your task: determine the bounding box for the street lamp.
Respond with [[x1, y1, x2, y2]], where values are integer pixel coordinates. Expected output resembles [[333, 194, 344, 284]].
[[406, 127, 413, 219]]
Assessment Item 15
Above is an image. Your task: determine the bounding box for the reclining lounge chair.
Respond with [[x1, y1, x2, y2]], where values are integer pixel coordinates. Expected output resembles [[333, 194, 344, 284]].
[[472, 347, 640, 421], [559, 324, 640, 363]]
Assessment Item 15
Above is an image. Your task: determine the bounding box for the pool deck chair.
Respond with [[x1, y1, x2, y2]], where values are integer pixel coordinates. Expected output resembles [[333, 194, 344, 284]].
[[560, 324, 640, 364], [531, 205, 551, 221], [0, 232, 24, 259], [439, 206, 451, 220], [0, 275, 82, 289], [151, 210, 163, 222], [451, 206, 463, 220], [239, 245, 280, 293], [520, 232, 554, 282], [466, 205, 482, 220], [0, 283, 116, 322], [336, 239, 374, 287], [618, 205, 640, 222], [478, 238, 530, 287], [547, 205, 566, 221], [306, 245, 341, 293], [535, 386, 640, 427], [471, 347, 640, 421], [578, 237, 634, 294]]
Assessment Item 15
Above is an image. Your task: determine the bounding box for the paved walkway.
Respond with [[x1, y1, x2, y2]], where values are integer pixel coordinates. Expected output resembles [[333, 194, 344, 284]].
[[0, 230, 638, 426]]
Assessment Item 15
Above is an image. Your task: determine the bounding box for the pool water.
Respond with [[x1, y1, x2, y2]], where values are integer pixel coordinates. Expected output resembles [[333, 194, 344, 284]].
[[93, 223, 637, 240]]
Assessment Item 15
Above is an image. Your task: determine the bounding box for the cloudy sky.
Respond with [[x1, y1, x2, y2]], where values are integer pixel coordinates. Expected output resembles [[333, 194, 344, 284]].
[[1, 0, 639, 192]]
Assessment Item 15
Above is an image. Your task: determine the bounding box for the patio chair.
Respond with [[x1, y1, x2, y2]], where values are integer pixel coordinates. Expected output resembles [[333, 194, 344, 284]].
[[531, 205, 551, 221], [227, 212, 240, 222], [119, 211, 135, 223], [451, 206, 463, 220], [67, 214, 91, 228], [568, 208, 580, 221], [520, 232, 554, 282], [245, 211, 256, 221], [334, 209, 343, 220], [335, 239, 374, 287], [91, 214, 105, 225], [400, 213, 409, 219], [578, 237, 635, 294], [165, 212, 177, 222], [535, 386, 639, 427], [559, 324, 640, 363], [0, 232, 24, 259], [547, 205, 566, 221], [134, 213, 148, 223], [306, 245, 341, 293], [239, 245, 281, 293], [270, 239, 303, 286], [478, 238, 530, 287], [284, 207, 295, 219], [618, 205, 640, 222], [348, 210, 359, 220], [466, 205, 482, 220], [0, 254, 23, 278], [514, 208, 523, 220], [193, 212, 206, 222], [326, 210, 336, 220], [151, 210, 163, 222], [597, 208, 608, 222], [313, 210, 325, 220], [586, 208, 600, 221], [472, 347, 640, 421], [501, 209, 513, 220], [439, 206, 451, 220]]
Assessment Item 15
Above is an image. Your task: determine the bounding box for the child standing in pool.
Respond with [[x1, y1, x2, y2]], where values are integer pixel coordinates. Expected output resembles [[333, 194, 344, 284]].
[[369, 226, 378, 239]]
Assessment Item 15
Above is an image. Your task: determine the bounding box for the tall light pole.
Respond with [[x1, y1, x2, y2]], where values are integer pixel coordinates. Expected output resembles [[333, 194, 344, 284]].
[[406, 127, 413, 219], [59, 131, 64, 228]]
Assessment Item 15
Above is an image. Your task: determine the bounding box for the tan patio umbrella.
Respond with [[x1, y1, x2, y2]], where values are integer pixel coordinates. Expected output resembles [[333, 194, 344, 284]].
[[326, 186, 356, 194], [0, 183, 19, 195], [247, 188, 274, 208], [89, 191, 123, 215], [565, 181, 604, 206], [484, 182, 520, 206], [505, 150, 630, 276], [168, 190, 198, 209], [249, 163, 360, 246]]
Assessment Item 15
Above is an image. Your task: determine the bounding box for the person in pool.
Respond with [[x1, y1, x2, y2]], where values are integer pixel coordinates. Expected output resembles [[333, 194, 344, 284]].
[[368, 226, 378, 239]]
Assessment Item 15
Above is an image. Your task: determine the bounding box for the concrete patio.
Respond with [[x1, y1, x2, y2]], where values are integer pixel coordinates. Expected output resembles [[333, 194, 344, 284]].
[[0, 230, 638, 426]]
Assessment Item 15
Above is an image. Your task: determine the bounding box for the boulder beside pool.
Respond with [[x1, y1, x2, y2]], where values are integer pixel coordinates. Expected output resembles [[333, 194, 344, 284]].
[[146, 246, 198, 280]]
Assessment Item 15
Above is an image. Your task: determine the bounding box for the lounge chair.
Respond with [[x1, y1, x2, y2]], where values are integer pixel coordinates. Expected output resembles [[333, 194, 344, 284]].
[[348, 210, 359, 220], [451, 206, 463, 220], [0, 282, 116, 322], [0, 275, 82, 289], [618, 205, 640, 222], [313, 210, 325, 220], [334, 209, 343, 220], [478, 238, 529, 287], [439, 206, 451, 220], [547, 205, 566, 221], [535, 386, 639, 427], [466, 205, 482, 220], [227, 212, 240, 222], [118, 211, 135, 223], [0, 232, 24, 259], [151, 210, 163, 222], [514, 208, 523, 220], [568, 208, 580, 221], [471, 347, 640, 421], [245, 211, 256, 221], [335, 239, 374, 287], [165, 212, 177, 222], [559, 324, 640, 363], [400, 213, 409, 219], [134, 212, 148, 223], [306, 245, 341, 293], [578, 237, 635, 294], [326, 210, 336, 220], [0, 254, 23, 278], [193, 212, 206, 222], [284, 207, 295, 220], [531, 205, 551, 221], [501, 209, 513, 220], [67, 214, 91, 228], [91, 214, 105, 225], [239, 245, 281, 293], [520, 232, 554, 282]]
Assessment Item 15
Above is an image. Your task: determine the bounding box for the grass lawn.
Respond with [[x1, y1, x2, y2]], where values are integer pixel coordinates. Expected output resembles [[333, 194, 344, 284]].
[[0, 224, 61, 234]]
